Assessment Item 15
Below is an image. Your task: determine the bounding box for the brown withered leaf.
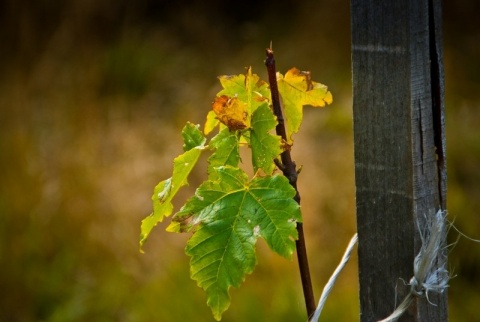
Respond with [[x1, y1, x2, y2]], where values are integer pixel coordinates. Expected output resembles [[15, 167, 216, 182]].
[[212, 95, 249, 131]]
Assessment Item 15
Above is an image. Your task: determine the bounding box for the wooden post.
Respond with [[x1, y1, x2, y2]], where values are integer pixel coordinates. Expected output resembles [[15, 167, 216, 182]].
[[351, 0, 447, 321]]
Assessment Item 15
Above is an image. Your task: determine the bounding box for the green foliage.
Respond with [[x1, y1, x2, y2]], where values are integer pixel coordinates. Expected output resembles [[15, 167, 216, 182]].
[[178, 166, 300, 319], [207, 128, 240, 174], [141, 66, 332, 319], [182, 122, 207, 151], [250, 103, 282, 175], [140, 123, 206, 249]]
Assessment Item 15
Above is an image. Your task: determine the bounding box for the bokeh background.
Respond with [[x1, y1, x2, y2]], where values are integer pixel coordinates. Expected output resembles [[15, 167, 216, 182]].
[[1, 0, 479, 321]]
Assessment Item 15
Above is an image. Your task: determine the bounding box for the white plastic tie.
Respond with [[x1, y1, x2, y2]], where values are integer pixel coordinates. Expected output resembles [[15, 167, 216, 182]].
[[309, 233, 358, 322], [378, 209, 450, 322]]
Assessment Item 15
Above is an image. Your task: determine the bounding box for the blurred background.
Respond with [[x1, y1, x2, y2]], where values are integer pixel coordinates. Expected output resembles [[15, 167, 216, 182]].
[[0, 0, 479, 321]]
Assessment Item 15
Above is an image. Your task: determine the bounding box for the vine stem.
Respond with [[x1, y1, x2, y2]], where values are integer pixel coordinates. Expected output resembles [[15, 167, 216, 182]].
[[265, 48, 316, 319]]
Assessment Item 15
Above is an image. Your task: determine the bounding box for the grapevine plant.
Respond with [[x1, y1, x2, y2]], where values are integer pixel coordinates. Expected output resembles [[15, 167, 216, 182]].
[[140, 49, 332, 320]]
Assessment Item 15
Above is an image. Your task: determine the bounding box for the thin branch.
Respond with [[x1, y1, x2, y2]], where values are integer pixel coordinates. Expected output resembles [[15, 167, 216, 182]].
[[265, 48, 316, 319]]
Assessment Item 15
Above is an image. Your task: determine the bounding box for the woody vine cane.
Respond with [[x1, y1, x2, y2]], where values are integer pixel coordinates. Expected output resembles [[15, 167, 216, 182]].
[[265, 48, 316, 318]]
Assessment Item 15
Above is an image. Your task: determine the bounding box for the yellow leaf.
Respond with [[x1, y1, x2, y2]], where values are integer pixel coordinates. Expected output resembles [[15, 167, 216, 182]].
[[204, 110, 220, 135], [277, 67, 333, 143], [280, 67, 332, 106]]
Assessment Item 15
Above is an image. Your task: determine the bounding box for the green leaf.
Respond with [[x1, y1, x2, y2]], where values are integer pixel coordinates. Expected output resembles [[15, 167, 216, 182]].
[[140, 124, 206, 250], [206, 67, 271, 136], [244, 67, 271, 114], [208, 128, 240, 176], [277, 67, 333, 143], [182, 122, 206, 151], [217, 67, 270, 118], [172, 166, 301, 320], [250, 103, 282, 175]]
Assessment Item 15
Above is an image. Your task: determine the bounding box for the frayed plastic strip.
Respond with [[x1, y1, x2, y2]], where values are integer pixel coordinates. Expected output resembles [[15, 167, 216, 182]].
[[309, 233, 358, 322], [378, 209, 450, 322]]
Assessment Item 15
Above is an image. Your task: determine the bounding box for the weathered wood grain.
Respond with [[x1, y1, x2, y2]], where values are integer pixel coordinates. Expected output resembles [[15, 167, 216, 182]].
[[351, 0, 447, 320]]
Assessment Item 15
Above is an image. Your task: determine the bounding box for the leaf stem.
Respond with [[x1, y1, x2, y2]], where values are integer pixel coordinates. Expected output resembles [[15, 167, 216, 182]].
[[265, 48, 316, 319]]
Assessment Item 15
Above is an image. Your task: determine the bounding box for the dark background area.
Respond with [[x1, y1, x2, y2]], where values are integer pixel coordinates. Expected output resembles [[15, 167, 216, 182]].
[[0, 0, 479, 321]]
